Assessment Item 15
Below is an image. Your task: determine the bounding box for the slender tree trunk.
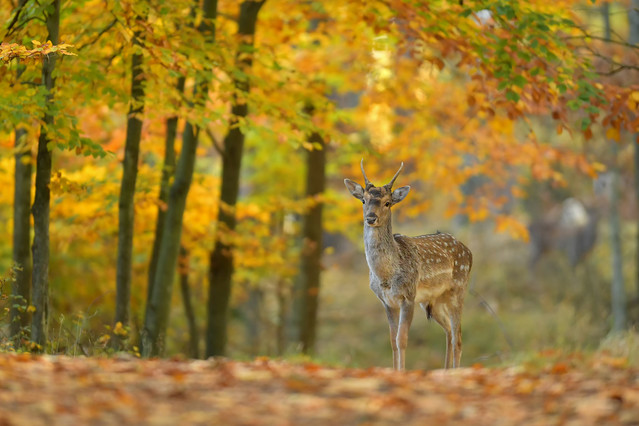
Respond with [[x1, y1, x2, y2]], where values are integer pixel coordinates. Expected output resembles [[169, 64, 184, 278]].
[[11, 124, 31, 339], [11, 57, 31, 338], [142, 78, 183, 351], [629, 0, 639, 312], [297, 121, 326, 354], [114, 13, 146, 342], [276, 278, 288, 356], [141, 121, 196, 355], [243, 286, 262, 355], [273, 212, 288, 356], [147, 76, 186, 303], [604, 0, 627, 332], [206, 0, 265, 358], [141, 0, 217, 357], [634, 142, 639, 310], [178, 246, 199, 358], [610, 149, 627, 332], [31, 0, 59, 349]]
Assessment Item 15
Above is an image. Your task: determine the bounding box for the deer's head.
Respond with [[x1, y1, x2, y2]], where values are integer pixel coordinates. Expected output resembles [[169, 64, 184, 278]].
[[344, 160, 411, 227]]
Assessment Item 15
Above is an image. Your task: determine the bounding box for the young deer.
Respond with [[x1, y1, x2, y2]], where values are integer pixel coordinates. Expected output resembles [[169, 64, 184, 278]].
[[344, 161, 472, 370]]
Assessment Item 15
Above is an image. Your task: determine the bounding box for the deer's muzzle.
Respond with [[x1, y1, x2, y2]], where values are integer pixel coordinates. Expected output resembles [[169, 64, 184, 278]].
[[366, 213, 378, 226]]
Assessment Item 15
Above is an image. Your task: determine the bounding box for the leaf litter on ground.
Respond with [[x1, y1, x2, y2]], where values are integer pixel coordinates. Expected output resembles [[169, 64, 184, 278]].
[[0, 352, 638, 425]]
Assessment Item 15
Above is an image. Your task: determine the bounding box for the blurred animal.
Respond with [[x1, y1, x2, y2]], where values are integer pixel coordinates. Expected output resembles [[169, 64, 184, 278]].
[[528, 197, 599, 268], [344, 160, 472, 370]]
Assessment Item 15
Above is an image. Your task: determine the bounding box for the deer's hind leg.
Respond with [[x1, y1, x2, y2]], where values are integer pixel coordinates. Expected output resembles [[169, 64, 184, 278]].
[[450, 294, 464, 368], [430, 304, 454, 369]]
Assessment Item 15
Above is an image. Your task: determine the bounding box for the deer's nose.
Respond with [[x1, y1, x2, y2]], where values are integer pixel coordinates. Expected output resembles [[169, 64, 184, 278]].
[[366, 213, 378, 225]]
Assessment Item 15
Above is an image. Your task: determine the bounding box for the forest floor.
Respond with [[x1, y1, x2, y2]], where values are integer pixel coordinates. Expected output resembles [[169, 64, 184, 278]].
[[0, 352, 637, 425]]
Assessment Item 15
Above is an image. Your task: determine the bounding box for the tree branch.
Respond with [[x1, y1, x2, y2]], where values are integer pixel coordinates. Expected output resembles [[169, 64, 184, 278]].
[[562, 28, 639, 50], [5, 0, 29, 37], [205, 127, 224, 157], [76, 18, 118, 51]]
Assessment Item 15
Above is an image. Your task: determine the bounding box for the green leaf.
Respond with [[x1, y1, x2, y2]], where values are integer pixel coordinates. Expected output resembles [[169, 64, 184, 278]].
[[512, 75, 527, 88], [459, 9, 473, 18], [567, 100, 580, 111], [505, 90, 520, 103]]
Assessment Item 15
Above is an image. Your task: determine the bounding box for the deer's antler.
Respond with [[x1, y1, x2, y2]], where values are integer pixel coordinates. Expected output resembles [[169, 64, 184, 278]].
[[386, 162, 404, 189], [360, 158, 372, 188]]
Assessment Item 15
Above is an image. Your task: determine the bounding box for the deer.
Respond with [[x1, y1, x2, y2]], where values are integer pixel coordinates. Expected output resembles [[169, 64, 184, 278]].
[[344, 160, 472, 370]]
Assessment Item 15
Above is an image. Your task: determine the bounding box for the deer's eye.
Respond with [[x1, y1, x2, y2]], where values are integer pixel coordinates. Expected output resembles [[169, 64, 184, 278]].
[[385, 202, 390, 207]]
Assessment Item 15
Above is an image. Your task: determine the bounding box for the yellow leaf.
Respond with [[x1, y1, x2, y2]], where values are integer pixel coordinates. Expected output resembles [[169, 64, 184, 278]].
[[27, 305, 36, 313], [31, 40, 41, 47], [113, 321, 128, 337], [495, 216, 529, 241], [605, 127, 620, 142]]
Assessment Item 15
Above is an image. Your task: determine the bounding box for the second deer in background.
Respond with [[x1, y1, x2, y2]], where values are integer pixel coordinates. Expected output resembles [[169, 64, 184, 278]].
[[345, 160, 472, 370]]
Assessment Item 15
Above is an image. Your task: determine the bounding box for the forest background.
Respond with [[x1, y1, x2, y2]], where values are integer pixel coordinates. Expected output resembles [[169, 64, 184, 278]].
[[2, 0, 639, 370]]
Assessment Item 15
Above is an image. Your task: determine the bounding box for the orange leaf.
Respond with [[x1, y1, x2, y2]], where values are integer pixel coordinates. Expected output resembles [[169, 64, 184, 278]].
[[605, 127, 620, 142]]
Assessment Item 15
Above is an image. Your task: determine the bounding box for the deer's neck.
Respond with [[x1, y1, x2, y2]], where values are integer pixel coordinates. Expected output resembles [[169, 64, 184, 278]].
[[363, 219, 399, 281]]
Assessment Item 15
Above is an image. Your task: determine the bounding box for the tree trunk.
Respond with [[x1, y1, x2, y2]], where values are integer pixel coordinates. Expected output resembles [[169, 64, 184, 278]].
[[11, 125, 31, 339], [31, 0, 59, 349], [629, 0, 639, 314], [604, 0, 626, 333], [276, 278, 288, 356], [243, 286, 262, 355], [147, 76, 186, 305], [205, 0, 265, 358], [114, 13, 146, 342], [141, 0, 217, 357], [610, 150, 627, 332], [178, 246, 199, 358], [297, 124, 326, 354], [141, 119, 197, 357]]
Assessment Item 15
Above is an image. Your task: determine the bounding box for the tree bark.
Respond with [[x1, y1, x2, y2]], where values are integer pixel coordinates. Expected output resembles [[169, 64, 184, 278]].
[[178, 246, 199, 358], [31, 0, 59, 349], [147, 76, 186, 305], [297, 123, 326, 354], [114, 13, 146, 341], [629, 0, 639, 313], [11, 124, 31, 339], [141, 0, 217, 357], [205, 0, 265, 358], [600, 0, 627, 334], [610, 148, 627, 332], [243, 286, 263, 355], [276, 277, 288, 356], [142, 121, 198, 356]]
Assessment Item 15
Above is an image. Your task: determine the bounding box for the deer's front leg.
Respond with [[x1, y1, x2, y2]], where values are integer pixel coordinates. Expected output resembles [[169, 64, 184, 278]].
[[396, 300, 415, 371], [383, 304, 400, 370]]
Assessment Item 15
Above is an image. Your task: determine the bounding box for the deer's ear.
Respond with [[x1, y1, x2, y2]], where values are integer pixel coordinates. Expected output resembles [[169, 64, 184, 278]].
[[392, 186, 410, 205], [344, 179, 364, 200]]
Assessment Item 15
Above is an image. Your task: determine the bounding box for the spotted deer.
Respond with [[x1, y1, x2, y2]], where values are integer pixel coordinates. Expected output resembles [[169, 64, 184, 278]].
[[344, 161, 472, 370]]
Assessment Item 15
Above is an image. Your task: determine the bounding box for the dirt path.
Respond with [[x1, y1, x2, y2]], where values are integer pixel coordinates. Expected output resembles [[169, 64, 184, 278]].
[[0, 353, 637, 425]]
